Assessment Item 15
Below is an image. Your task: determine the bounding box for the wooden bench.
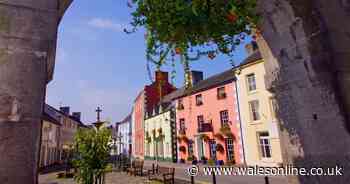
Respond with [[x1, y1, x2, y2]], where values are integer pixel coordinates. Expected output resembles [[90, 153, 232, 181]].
[[148, 165, 175, 184], [126, 160, 144, 176]]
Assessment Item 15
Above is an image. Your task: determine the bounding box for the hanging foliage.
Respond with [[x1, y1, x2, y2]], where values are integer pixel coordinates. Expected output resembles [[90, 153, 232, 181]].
[[127, 0, 259, 86]]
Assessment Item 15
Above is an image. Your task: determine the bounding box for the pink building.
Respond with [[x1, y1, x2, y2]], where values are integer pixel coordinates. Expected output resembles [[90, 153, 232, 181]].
[[174, 70, 243, 165]]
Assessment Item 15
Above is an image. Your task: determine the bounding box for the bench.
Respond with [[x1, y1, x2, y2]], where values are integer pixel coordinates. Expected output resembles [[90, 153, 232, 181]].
[[126, 159, 144, 176], [148, 165, 175, 184]]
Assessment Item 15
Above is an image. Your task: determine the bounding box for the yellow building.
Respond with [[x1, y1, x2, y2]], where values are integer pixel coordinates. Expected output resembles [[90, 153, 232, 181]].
[[40, 105, 61, 168], [235, 44, 283, 167]]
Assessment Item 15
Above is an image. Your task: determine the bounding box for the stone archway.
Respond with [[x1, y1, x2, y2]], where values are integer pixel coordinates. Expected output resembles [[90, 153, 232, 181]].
[[0, 1, 72, 184], [0, 0, 350, 184], [255, 1, 350, 184]]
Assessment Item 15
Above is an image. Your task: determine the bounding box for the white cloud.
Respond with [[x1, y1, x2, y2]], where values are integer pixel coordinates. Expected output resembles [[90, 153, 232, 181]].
[[88, 18, 129, 32]]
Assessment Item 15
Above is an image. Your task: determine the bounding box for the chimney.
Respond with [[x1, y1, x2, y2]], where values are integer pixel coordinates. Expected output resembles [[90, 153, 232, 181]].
[[72, 112, 81, 121], [60, 106, 70, 115], [245, 41, 259, 55], [155, 71, 169, 83], [190, 71, 203, 86]]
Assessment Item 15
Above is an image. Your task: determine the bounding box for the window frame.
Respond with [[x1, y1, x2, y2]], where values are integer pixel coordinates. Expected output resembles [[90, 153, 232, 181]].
[[195, 94, 203, 106], [217, 87, 227, 100], [197, 115, 204, 130], [246, 73, 257, 92], [220, 110, 230, 126], [258, 132, 272, 159], [225, 138, 234, 161], [249, 100, 260, 122]]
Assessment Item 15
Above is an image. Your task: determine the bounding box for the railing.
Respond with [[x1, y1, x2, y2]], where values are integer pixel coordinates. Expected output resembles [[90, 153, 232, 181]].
[[198, 123, 213, 133]]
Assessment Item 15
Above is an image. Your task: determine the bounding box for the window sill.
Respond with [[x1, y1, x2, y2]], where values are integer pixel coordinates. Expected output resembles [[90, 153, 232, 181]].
[[247, 90, 258, 95], [249, 121, 262, 125]]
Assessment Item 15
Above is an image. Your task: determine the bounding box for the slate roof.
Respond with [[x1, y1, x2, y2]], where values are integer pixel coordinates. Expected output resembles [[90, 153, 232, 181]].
[[239, 51, 262, 67], [44, 104, 87, 127], [162, 68, 236, 100], [161, 51, 263, 101]]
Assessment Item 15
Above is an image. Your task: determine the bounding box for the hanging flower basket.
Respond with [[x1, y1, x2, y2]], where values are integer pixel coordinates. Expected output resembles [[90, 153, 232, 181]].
[[214, 133, 225, 141], [216, 143, 225, 153], [126, 0, 260, 86], [220, 124, 232, 137], [177, 136, 183, 143], [182, 136, 189, 143], [157, 128, 162, 134], [200, 134, 210, 142], [179, 146, 186, 153]]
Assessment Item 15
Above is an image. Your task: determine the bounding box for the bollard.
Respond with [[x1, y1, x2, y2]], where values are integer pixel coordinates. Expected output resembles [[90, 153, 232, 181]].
[[264, 176, 270, 184], [212, 172, 216, 184]]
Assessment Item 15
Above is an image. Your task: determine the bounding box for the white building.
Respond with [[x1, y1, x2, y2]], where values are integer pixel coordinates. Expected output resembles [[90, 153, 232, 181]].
[[115, 114, 132, 156]]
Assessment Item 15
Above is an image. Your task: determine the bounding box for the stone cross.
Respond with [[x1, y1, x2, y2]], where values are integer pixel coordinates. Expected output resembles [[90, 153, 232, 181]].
[[96, 107, 102, 122]]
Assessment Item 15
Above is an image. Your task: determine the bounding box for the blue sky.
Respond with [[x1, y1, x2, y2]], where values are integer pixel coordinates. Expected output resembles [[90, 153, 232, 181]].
[[46, 0, 249, 124]]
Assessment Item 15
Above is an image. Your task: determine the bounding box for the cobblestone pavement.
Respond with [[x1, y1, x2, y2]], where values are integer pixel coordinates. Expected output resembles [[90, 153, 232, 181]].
[[39, 172, 155, 184]]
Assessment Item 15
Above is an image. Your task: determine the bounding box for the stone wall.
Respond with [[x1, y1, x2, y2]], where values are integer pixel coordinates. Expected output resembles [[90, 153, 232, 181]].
[[0, 1, 72, 183], [256, 0, 350, 183]]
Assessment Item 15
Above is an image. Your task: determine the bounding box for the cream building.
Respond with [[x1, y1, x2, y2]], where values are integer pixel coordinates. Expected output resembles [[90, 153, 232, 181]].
[[144, 103, 176, 162], [235, 43, 283, 167]]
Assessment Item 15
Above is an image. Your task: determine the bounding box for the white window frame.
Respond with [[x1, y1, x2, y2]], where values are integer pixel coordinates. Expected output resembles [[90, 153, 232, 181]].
[[258, 132, 272, 159], [226, 138, 234, 161], [246, 73, 257, 92], [249, 100, 260, 121]]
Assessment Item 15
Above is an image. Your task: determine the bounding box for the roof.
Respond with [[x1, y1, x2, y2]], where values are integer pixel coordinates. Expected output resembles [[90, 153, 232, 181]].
[[116, 113, 132, 125], [238, 51, 262, 67], [43, 104, 62, 126], [44, 104, 87, 127], [163, 68, 236, 100]]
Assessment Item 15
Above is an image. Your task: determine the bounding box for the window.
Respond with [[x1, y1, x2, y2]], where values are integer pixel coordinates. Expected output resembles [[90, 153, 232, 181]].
[[178, 99, 184, 110], [258, 132, 272, 158], [225, 138, 234, 161], [195, 94, 203, 106], [220, 110, 229, 126], [246, 74, 257, 91], [217, 87, 227, 99], [209, 140, 217, 160], [269, 97, 278, 119], [179, 119, 186, 134], [249, 100, 260, 121], [197, 115, 204, 129]]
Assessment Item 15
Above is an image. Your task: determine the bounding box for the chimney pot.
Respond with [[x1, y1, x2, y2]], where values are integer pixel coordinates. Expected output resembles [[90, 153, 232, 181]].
[[60, 106, 70, 115], [72, 112, 81, 121], [190, 71, 204, 86], [245, 41, 259, 55], [155, 71, 169, 83]]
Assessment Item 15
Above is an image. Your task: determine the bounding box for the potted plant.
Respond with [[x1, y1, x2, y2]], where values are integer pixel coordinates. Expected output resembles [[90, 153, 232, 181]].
[[207, 158, 215, 166], [179, 158, 185, 163], [201, 156, 208, 164], [226, 160, 235, 166], [216, 160, 224, 166], [214, 133, 225, 141]]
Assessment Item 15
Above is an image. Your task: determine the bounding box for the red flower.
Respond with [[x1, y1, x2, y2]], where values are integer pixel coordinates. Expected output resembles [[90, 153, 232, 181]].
[[226, 12, 238, 23], [175, 47, 182, 55]]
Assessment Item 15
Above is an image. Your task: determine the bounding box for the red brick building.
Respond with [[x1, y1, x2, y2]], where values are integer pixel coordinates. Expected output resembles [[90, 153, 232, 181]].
[[132, 71, 176, 159]]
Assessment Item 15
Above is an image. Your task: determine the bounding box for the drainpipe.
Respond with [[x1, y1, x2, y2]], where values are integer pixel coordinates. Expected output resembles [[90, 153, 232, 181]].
[[234, 77, 247, 165]]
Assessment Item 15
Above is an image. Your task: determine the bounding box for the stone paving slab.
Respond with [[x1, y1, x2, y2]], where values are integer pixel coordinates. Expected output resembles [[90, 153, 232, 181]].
[[39, 172, 154, 184]]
